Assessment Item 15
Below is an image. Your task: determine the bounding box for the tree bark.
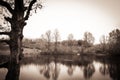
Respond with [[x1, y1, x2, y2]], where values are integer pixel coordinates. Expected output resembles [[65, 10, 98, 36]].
[[5, 61, 20, 80], [8, 0, 25, 64], [0, 0, 37, 64], [9, 33, 23, 64], [9, 18, 25, 64]]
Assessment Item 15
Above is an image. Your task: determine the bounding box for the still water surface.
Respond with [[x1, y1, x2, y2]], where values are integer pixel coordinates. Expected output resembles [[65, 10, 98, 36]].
[[0, 55, 120, 80], [19, 61, 110, 80]]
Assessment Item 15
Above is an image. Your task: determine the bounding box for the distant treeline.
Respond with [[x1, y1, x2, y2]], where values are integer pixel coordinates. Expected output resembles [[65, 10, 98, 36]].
[[23, 28, 120, 55]]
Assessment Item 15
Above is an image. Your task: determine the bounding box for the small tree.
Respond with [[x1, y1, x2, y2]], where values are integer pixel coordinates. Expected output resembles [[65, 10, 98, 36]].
[[68, 33, 74, 52], [40, 34, 47, 51], [99, 35, 108, 52], [45, 30, 52, 52], [83, 32, 95, 47], [53, 29, 60, 52], [78, 40, 85, 53]]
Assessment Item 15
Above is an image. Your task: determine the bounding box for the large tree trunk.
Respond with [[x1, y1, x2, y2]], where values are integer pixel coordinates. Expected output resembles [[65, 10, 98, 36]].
[[8, 0, 24, 64], [9, 17, 24, 64], [0, 0, 37, 64], [9, 33, 23, 64], [5, 61, 20, 80]]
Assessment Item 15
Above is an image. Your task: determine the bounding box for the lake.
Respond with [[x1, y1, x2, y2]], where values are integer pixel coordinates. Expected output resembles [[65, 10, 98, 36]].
[[0, 55, 120, 80]]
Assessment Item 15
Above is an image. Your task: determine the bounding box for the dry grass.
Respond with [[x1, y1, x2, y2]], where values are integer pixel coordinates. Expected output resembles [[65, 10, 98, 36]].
[[23, 48, 41, 57]]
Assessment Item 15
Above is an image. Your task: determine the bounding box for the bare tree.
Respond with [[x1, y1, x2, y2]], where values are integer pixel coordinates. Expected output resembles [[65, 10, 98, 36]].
[[68, 33, 74, 52], [53, 29, 60, 52], [0, 0, 42, 63], [83, 32, 95, 47], [45, 30, 52, 52], [99, 35, 108, 52], [40, 34, 46, 51]]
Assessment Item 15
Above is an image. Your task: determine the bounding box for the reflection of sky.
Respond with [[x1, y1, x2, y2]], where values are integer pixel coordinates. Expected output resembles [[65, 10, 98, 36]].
[[58, 65, 84, 80], [0, 62, 111, 80], [20, 64, 46, 80], [0, 68, 7, 80], [92, 61, 111, 80], [19, 61, 111, 80]]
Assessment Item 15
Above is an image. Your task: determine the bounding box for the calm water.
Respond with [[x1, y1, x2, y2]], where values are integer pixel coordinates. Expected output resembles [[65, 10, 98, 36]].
[[0, 55, 120, 80]]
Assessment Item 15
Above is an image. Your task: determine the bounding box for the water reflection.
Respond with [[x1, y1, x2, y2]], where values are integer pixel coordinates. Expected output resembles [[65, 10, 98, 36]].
[[0, 68, 7, 80], [109, 64, 120, 80], [83, 63, 95, 79], [40, 61, 60, 80], [67, 64, 75, 76], [99, 63, 109, 76], [0, 55, 120, 80], [0, 61, 20, 80]]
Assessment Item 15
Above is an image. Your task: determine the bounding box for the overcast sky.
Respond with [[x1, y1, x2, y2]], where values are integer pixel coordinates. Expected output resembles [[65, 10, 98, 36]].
[[23, 0, 120, 43]]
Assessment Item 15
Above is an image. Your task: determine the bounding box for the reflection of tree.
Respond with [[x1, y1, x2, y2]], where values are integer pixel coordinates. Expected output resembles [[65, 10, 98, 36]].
[[67, 65, 75, 76], [5, 62, 20, 80], [40, 64, 51, 79], [43, 65, 50, 79], [51, 62, 60, 80], [40, 61, 60, 80], [96, 57, 120, 80], [83, 64, 95, 79], [99, 64, 109, 76], [108, 64, 120, 80]]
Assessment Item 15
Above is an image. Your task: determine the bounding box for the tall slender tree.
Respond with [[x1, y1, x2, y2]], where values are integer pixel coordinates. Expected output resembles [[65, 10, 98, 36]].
[[99, 35, 108, 52], [0, 0, 42, 63], [68, 33, 74, 51], [45, 30, 52, 52], [53, 29, 60, 52]]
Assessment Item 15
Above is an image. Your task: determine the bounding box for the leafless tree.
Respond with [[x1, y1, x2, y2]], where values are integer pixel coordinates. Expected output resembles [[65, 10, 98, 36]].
[[53, 29, 60, 52], [83, 32, 95, 47], [99, 35, 108, 52], [68, 33, 74, 51], [45, 30, 52, 52], [0, 0, 42, 63]]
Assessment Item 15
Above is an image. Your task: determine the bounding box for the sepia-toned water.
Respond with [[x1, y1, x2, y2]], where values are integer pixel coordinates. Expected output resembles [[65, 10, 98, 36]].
[[0, 55, 120, 80]]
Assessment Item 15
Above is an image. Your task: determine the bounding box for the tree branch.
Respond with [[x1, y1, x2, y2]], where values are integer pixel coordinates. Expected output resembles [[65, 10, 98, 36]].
[[24, 0, 37, 20], [4, 17, 12, 23], [0, 32, 10, 35], [0, 0, 13, 14]]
